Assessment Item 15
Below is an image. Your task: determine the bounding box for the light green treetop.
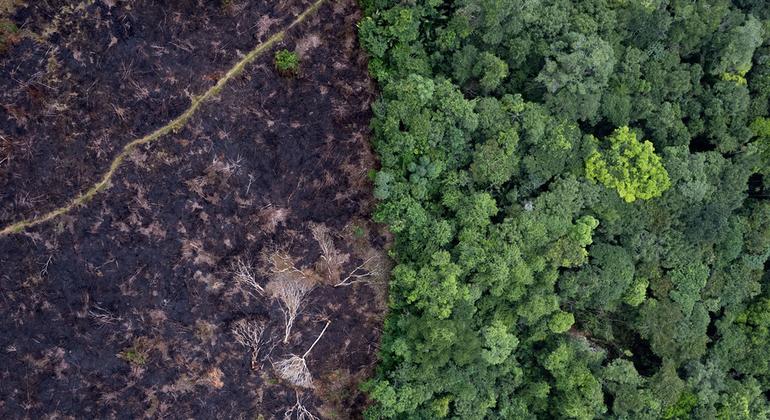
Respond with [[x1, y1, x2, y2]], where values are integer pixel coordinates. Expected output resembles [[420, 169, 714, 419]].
[[586, 126, 671, 203]]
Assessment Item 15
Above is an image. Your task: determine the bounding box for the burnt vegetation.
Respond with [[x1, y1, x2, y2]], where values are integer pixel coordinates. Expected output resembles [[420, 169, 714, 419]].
[[0, 0, 386, 418]]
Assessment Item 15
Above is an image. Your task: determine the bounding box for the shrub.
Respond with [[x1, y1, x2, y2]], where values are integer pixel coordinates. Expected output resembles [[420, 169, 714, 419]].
[[0, 20, 19, 53], [274, 49, 299, 76]]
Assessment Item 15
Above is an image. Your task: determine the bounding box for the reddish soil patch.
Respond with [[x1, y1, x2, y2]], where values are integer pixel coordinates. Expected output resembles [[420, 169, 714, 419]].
[[0, 0, 386, 418]]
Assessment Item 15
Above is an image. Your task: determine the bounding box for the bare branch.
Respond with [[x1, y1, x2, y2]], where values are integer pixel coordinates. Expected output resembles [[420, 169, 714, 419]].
[[88, 304, 122, 327], [284, 391, 319, 420], [302, 319, 330, 359], [335, 254, 387, 287], [267, 252, 304, 274], [273, 321, 331, 389], [336, 256, 377, 287], [273, 354, 312, 388], [257, 204, 290, 233], [266, 255, 316, 343], [310, 223, 348, 283], [231, 319, 266, 370], [230, 257, 264, 297]]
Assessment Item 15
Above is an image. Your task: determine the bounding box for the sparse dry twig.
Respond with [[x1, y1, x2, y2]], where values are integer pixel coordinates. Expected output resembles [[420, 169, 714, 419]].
[[273, 320, 331, 389], [231, 319, 266, 370], [40, 255, 53, 277], [88, 304, 122, 327], [258, 204, 290, 233], [267, 252, 304, 274], [284, 390, 319, 420], [0, 134, 11, 167], [230, 256, 264, 297]]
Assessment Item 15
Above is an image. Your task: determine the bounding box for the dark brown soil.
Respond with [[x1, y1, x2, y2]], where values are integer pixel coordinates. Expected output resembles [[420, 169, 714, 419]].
[[0, 0, 386, 418]]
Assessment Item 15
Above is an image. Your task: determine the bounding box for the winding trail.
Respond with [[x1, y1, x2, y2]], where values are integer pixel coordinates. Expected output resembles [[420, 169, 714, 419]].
[[0, 0, 326, 237]]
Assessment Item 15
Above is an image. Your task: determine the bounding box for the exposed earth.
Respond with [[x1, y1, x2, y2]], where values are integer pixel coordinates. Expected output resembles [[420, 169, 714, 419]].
[[0, 0, 387, 418]]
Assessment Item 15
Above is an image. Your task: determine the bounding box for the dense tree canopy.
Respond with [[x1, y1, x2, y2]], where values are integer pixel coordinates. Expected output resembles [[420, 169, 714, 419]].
[[359, 0, 770, 418]]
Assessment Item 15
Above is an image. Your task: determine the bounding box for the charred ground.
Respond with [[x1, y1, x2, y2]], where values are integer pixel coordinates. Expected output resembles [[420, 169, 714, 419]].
[[0, 0, 386, 418]]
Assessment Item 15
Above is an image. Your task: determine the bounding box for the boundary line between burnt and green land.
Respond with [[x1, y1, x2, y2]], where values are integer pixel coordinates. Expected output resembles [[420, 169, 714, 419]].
[[0, 0, 326, 237]]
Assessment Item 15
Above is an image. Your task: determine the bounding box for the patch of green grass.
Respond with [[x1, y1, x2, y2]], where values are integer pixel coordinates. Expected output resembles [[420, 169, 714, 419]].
[[0, 19, 19, 53], [274, 49, 299, 76], [118, 340, 149, 366], [119, 348, 147, 366]]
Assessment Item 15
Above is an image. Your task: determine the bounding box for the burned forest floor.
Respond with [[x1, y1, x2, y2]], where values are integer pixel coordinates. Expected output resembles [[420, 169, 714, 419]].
[[0, 0, 388, 418]]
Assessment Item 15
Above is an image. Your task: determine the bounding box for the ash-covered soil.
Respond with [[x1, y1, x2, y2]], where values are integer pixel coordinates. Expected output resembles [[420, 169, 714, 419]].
[[0, 0, 387, 418]]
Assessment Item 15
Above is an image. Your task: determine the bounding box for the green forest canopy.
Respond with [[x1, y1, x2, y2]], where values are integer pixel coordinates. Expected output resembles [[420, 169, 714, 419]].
[[358, 0, 770, 418]]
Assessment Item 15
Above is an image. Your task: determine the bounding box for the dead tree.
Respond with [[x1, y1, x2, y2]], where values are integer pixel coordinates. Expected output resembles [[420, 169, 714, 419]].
[[230, 256, 264, 297], [231, 319, 266, 370], [335, 254, 387, 287], [284, 390, 319, 420], [273, 320, 331, 389], [310, 223, 348, 283], [266, 255, 316, 344]]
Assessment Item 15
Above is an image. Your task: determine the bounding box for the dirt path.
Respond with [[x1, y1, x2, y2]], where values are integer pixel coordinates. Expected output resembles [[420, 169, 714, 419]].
[[0, 0, 324, 236]]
